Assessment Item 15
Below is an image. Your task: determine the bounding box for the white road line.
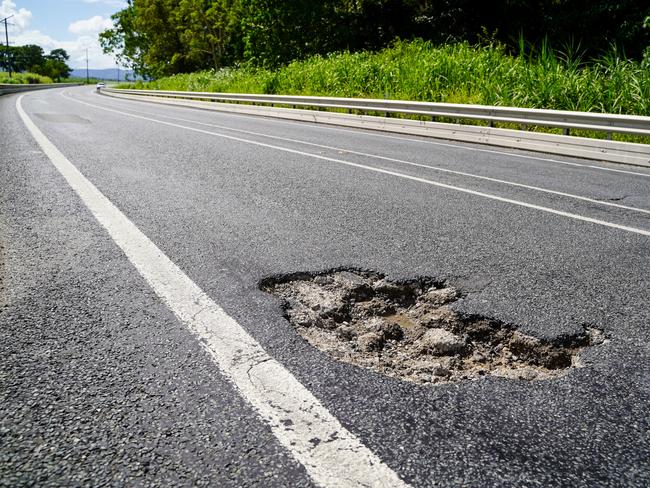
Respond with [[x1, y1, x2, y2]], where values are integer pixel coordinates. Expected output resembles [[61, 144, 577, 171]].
[[16, 95, 410, 487], [61, 92, 650, 237], [291, 119, 650, 178], [84, 88, 650, 179], [70, 95, 650, 215]]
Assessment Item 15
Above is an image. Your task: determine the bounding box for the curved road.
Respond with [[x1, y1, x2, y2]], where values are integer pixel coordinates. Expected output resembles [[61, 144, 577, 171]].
[[1, 86, 649, 487]]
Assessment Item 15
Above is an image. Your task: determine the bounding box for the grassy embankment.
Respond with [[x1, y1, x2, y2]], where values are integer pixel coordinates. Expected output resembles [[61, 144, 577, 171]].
[[67, 77, 103, 84], [0, 73, 101, 85], [120, 40, 650, 141], [0, 72, 53, 84]]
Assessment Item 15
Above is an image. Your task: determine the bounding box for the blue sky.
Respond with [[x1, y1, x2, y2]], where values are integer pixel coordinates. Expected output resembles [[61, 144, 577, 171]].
[[1, 0, 127, 68]]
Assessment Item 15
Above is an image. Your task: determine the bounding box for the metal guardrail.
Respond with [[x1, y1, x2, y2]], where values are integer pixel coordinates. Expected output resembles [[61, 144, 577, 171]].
[[0, 82, 82, 96], [103, 87, 650, 138]]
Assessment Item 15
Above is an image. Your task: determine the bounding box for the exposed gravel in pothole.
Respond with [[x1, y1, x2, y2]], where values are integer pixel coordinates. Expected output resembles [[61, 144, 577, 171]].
[[261, 270, 606, 385]]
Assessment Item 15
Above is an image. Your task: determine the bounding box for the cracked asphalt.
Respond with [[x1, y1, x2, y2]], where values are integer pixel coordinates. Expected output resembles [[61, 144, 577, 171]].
[[1, 86, 649, 487]]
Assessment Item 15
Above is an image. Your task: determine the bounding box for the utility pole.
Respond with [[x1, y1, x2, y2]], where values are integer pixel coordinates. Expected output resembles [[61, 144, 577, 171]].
[[85, 48, 89, 84], [116, 61, 119, 83], [2, 15, 13, 78]]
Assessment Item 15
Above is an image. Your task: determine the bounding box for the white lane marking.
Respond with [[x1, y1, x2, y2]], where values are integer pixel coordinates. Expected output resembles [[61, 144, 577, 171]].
[[82, 88, 650, 179], [282, 120, 650, 178], [16, 94, 409, 487], [69, 95, 650, 215], [61, 92, 650, 237]]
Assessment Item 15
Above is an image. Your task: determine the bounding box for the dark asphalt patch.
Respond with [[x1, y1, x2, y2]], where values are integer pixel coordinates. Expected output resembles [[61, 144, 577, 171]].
[[34, 113, 90, 124], [262, 269, 607, 385]]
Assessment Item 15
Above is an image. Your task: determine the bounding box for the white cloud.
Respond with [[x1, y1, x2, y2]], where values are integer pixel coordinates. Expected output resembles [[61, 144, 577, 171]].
[[69, 15, 112, 35], [12, 28, 119, 69], [0, 0, 32, 30], [81, 0, 127, 7], [2, 2, 120, 69]]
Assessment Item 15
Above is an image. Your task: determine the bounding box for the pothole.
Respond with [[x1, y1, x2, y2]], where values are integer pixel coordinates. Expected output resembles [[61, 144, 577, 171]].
[[261, 269, 605, 385]]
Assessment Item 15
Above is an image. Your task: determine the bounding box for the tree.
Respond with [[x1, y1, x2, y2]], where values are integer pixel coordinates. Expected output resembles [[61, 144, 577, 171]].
[[240, 0, 347, 67], [173, 0, 242, 71], [2, 45, 71, 80], [100, 0, 152, 77], [101, 0, 193, 77], [97, 0, 650, 76], [10, 44, 45, 72], [30, 49, 71, 80], [47, 48, 69, 64]]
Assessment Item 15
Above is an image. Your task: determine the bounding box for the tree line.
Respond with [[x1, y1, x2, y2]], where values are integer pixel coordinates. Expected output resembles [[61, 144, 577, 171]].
[[101, 0, 649, 78], [1, 45, 72, 81]]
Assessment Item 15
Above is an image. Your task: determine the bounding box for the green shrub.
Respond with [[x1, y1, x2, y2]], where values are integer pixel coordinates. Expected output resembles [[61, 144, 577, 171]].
[[0, 71, 53, 84]]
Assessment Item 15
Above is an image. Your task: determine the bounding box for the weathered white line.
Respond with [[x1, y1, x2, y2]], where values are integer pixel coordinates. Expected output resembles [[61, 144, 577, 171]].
[[86, 88, 650, 178], [73, 95, 650, 215], [292, 120, 650, 178], [16, 95, 409, 487], [62, 92, 650, 237]]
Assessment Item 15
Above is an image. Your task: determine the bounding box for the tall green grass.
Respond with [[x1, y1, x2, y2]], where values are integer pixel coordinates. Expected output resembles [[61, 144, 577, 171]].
[[124, 40, 650, 116], [0, 71, 54, 84]]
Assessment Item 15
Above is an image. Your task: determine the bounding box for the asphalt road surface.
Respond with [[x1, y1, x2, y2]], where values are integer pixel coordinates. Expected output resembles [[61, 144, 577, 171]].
[[1, 86, 649, 487]]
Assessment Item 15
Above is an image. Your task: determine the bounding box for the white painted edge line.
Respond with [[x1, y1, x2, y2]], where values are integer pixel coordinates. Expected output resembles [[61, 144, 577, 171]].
[[98, 88, 650, 178], [73, 94, 650, 216], [16, 94, 410, 487], [64, 91, 650, 237]]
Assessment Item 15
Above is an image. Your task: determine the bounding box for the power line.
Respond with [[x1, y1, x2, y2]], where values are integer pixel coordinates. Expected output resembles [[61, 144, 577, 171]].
[[1, 14, 14, 77]]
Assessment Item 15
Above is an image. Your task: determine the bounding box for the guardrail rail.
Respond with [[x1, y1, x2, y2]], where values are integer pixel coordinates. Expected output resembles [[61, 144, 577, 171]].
[[0, 82, 82, 96], [100, 87, 650, 167]]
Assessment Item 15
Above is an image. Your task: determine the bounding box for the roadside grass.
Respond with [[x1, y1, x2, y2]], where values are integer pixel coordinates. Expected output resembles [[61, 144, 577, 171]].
[[118, 40, 650, 143], [0, 72, 54, 84], [67, 76, 103, 84]]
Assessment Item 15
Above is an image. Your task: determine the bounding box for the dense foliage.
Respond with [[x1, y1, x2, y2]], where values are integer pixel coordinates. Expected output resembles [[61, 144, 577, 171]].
[[1, 45, 72, 81], [101, 0, 650, 78]]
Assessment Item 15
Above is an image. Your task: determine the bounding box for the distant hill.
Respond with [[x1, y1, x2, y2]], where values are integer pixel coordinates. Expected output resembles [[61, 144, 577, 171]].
[[69, 68, 139, 81]]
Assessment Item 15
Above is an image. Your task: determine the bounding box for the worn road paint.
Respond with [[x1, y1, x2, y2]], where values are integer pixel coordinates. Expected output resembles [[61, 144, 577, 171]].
[[17, 94, 410, 488], [74, 95, 649, 215], [63, 92, 650, 237], [91, 88, 650, 179]]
